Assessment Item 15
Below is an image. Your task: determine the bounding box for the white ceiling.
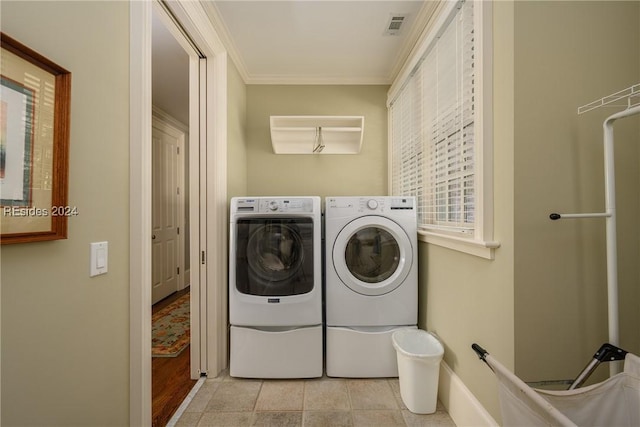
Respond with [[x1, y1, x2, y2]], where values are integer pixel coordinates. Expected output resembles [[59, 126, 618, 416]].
[[205, 0, 429, 84], [151, 1, 430, 125], [152, 9, 190, 125]]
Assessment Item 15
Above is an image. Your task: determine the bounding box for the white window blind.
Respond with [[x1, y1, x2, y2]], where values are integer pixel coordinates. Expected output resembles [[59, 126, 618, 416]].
[[391, 70, 423, 211], [390, 0, 475, 235]]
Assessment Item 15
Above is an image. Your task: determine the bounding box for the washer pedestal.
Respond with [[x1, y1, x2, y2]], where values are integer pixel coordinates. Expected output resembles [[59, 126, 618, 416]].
[[230, 325, 322, 378], [326, 325, 416, 378]]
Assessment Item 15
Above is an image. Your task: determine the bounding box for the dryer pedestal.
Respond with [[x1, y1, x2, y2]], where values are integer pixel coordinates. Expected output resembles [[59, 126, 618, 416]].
[[326, 325, 416, 378], [230, 325, 323, 378]]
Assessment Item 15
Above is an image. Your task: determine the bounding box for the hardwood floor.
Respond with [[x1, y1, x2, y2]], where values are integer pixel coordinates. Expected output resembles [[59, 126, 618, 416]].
[[152, 289, 197, 427]]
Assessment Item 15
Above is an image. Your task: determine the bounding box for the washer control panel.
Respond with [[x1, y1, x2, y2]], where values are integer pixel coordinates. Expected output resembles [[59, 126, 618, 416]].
[[234, 197, 314, 213]]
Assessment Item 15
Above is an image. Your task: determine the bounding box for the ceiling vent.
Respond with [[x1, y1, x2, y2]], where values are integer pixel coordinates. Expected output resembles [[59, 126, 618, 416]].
[[384, 14, 408, 36]]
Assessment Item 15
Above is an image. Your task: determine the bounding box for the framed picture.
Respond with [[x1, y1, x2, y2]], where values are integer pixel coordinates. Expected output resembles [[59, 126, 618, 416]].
[[1, 33, 71, 244]]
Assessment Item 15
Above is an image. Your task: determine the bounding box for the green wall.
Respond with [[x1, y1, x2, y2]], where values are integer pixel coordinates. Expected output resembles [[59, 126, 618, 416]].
[[1, 1, 130, 425], [421, 1, 640, 420], [246, 85, 388, 198], [227, 59, 248, 199], [420, 2, 516, 418], [513, 0, 640, 383]]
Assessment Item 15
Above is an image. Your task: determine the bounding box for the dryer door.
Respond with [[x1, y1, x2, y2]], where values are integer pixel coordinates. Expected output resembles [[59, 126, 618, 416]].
[[332, 216, 413, 296]]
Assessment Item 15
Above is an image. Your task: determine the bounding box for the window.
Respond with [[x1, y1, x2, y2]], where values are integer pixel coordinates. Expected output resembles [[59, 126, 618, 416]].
[[388, 0, 497, 258]]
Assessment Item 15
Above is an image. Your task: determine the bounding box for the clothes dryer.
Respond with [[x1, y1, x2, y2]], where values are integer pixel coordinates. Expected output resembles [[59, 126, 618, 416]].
[[325, 196, 418, 377], [229, 196, 322, 378]]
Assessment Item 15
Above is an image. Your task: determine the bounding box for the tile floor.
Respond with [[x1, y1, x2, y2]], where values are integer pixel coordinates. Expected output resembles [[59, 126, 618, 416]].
[[174, 371, 456, 426]]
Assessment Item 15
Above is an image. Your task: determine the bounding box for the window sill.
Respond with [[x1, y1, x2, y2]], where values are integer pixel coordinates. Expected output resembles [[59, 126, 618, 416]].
[[418, 230, 500, 260]]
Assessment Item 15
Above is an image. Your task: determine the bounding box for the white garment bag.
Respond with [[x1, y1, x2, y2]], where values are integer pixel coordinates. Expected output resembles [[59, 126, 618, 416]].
[[473, 344, 640, 427]]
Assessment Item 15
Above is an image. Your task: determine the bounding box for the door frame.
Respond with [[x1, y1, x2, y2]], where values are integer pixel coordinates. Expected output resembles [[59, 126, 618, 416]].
[[129, 2, 228, 425]]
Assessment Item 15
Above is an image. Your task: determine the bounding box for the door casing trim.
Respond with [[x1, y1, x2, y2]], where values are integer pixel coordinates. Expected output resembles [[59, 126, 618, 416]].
[[130, 2, 228, 425]]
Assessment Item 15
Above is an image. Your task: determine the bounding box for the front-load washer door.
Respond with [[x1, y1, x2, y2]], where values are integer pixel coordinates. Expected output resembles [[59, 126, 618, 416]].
[[332, 216, 413, 296], [236, 217, 314, 297]]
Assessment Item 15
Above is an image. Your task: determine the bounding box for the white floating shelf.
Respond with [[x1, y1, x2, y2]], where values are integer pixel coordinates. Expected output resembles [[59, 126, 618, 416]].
[[270, 116, 364, 154]]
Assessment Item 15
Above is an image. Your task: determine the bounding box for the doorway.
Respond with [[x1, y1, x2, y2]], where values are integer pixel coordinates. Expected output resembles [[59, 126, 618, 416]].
[[150, 6, 194, 426], [130, 1, 230, 425]]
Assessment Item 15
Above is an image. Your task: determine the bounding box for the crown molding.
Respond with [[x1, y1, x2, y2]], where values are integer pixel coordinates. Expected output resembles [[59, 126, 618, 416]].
[[388, 0, 454, 104], [244, 75, 392, 86], [199, 0, 431, 87], [152, 104, 189, 132], [200, 1, 251, 82], [387, 0, 439, 83]]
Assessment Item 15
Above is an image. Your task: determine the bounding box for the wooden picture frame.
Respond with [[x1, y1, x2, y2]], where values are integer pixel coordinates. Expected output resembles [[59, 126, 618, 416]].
[[1, 33, 71, 244]]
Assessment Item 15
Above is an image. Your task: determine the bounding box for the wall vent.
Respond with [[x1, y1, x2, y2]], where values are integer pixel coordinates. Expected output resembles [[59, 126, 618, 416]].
[[384, 14, 408, 36]]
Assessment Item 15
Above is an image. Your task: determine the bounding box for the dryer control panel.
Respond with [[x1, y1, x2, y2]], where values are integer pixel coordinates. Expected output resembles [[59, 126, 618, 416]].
[[326, 196, 414, 215]]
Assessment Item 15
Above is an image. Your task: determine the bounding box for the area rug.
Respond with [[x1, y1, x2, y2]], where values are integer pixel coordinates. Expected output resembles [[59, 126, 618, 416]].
[[152, 293, 190, 357]]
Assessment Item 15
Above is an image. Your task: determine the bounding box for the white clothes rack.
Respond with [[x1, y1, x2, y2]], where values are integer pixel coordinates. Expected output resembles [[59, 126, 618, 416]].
[[577, 83, 640, 114], [550, 83, 640, 376]]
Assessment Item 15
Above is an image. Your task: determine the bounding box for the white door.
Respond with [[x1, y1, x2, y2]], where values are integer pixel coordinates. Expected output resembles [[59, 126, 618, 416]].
[[152, 119, 183, 304]]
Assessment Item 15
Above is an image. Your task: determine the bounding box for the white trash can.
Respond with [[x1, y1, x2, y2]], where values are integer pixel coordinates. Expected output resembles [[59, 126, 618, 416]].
[[392, 329, 444, 414]]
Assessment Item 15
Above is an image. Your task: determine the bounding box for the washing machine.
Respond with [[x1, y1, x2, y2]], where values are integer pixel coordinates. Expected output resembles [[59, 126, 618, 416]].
[[325, 196, 418, 377], [229, 196, 322, 378]]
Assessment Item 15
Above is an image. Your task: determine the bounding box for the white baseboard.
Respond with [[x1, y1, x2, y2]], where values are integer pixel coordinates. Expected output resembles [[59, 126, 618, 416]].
[[439, 361, 499, 427]]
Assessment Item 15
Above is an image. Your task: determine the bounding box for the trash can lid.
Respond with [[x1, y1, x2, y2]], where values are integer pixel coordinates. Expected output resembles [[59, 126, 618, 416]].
[[392, 329, 444, 359]]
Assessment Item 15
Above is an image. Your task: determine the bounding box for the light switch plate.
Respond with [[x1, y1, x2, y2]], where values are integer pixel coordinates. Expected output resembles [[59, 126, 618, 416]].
[[90, 241, 108, 277]]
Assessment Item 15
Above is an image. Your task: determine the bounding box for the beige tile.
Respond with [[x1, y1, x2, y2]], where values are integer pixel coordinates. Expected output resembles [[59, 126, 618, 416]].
[[207, 370, 230, 382], [436, 401, 447, 412], [224, 373, 254, 382], [205, 380, 262, 411], [303, 410, 353, 427], [176, 376, 459, 427], [352, 410, 405, 426], [175, 412, 202, 427], [347, 379, 399, 410], [255, 380, 304, 411], [304, 379, 350, 411], [251, 411, 303, 426], [185, 382, 221, 412], [387, 379, 407, 410], [402, 409, 456, 426], [198, 411, 252, 426], [387, 378, 400, 389]]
